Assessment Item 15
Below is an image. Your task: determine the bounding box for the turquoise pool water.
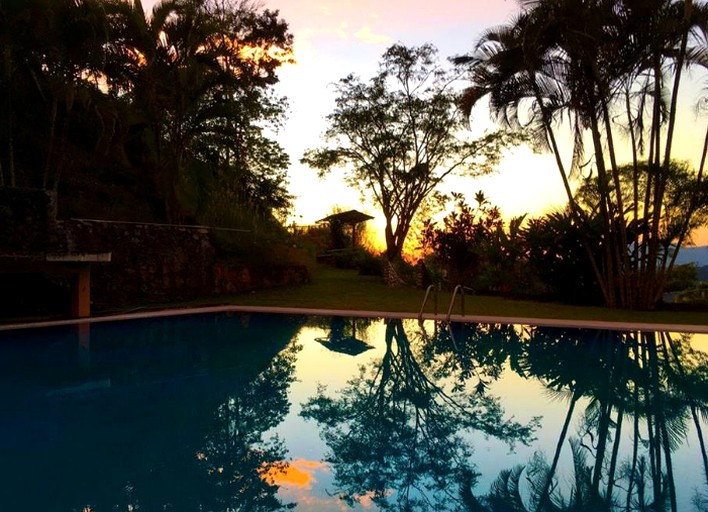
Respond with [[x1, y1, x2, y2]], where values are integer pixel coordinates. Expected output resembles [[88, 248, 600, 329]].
[[0, 312, 706, 511]]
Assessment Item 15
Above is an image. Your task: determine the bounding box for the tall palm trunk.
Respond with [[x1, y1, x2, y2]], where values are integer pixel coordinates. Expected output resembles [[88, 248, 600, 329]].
[[539, 386, 582, 507], [528, 70, 611, 306], [606, 339, 630, 505], [639, 55, 667, 310], [3, 47, 15, 187], [588, 116, 618, 308], [593, 61, 632, 308], [625, 368, 641, 511], [640, 333, 664, 506], [606, 407, 624, 506], [625, 88, 642, 275], [665, 333, 708, 488], [591, 334, 622, 494]]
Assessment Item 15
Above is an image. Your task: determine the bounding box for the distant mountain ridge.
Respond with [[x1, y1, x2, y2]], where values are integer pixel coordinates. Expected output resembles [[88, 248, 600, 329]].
[[674, 246, 708, 266], [674, 246, 708, 282]]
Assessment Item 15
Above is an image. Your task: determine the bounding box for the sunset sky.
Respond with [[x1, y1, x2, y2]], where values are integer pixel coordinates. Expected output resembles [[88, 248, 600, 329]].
[[144, 0, 708, 245], [264, 0, 571, 229], [257, 0, 708, 242]]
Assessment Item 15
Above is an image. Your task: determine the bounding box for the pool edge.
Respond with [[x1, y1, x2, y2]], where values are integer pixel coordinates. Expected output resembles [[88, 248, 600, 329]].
[[1, 304, 708, 334]]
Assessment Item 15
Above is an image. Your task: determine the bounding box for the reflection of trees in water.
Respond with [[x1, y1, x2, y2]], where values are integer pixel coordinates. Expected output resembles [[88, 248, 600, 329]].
[[197, 341, 300, 511], [436, 325, 708, 512], [301, 319, 539, 511], [0, 313, 304, 512], [418, 321, 527, 393]]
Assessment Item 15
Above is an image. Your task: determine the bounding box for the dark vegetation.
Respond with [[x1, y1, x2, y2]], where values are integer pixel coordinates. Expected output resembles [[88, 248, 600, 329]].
[[416, 191, 705, 308], [1, 0, 293, 232], [0, 0, 309, 318]]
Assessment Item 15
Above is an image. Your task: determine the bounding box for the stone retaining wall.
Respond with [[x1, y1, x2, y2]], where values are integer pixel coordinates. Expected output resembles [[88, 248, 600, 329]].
[[1, 187, 309, 310], [60, 219, 309, 307]]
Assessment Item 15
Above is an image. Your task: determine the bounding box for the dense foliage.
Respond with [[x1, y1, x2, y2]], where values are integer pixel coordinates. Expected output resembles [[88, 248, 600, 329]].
[[420, 195, 705, 305], [0, 0, 293, 227], [420, 191, 530, 295]]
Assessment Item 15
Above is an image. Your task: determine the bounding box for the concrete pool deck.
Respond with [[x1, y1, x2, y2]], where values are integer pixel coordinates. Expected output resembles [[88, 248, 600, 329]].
[[2, 304, 708, 334]]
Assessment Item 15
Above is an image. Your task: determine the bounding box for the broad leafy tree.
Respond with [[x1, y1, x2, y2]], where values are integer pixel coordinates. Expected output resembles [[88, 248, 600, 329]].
[[0, 0, 113, 190], [104, 0, 294, 222], [459, 0, 708, 309], [302, 43, 520, 262]]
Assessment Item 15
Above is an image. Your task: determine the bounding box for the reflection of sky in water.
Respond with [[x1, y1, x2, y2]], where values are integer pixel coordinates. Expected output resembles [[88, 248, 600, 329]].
[[0, 313, 705, 511], [281, 322, 546, 509], [688, 332, 708, 353], [278, 319, 707, 511]]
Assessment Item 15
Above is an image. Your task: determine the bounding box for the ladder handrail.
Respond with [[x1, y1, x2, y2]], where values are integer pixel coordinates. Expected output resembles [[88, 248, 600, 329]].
[[446, 284, 465, 323], [418, 284, 436, 322]]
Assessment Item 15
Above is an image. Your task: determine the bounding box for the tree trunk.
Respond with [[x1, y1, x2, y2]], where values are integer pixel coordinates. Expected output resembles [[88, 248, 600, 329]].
[[540, 387, 581, 507]]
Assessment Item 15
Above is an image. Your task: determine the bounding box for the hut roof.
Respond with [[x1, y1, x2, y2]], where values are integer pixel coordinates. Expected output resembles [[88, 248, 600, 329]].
[[316, 209, 374, 225]]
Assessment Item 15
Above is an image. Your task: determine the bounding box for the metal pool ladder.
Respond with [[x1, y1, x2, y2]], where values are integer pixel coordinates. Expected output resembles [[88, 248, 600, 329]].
[[446, 284, 466, 322], [417, 284, 438, 321], [418, 284, 468, 352], [418, 284, 468, 322]]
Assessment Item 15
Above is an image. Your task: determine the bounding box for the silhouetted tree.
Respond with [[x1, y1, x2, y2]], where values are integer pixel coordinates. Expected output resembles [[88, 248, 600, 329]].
[[302, 43, 520, 262]]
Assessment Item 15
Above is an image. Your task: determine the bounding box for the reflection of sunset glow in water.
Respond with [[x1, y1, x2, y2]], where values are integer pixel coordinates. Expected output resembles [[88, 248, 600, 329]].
[[260, 459, 327, 489], [356, 489, 393, 508], [195, 451, 225, 475]]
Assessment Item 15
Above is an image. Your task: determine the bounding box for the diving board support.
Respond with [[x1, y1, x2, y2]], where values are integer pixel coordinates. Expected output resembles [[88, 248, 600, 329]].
[[46, 253, 111, 318], [69, 265, 91, 318]]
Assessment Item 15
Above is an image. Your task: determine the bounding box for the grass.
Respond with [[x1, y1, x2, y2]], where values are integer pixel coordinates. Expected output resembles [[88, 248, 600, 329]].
[[106, 265, 708, 328]]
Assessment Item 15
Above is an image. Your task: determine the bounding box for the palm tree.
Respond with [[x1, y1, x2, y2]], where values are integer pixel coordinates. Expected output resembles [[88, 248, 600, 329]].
[[0, 0, 113, 190], [104, 0, 293, 223], [459, 0, 708, 310]]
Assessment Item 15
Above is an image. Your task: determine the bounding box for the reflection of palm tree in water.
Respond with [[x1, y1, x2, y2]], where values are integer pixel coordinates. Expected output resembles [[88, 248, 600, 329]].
[[302, 319, 538, 511], [455, 327, 708, 512]]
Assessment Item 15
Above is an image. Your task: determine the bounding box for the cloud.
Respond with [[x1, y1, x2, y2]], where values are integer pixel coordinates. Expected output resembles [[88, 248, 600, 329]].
[[353, 25, 394, 45]]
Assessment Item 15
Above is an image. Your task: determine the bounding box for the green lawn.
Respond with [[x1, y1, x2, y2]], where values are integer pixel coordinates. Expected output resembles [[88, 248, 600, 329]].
[[124, 265, 708, 328]]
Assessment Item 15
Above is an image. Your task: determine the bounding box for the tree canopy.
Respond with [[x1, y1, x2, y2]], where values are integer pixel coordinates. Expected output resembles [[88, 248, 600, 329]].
[[0, 0, 294, 225], [302, 43, 521, 262]]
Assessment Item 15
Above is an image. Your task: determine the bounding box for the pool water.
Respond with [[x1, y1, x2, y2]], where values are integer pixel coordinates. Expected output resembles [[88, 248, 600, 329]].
[[0, 312, 706, 512]]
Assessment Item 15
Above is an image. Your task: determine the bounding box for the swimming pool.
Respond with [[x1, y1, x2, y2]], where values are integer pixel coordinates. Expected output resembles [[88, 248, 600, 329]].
[[0, 312, 705, 511]]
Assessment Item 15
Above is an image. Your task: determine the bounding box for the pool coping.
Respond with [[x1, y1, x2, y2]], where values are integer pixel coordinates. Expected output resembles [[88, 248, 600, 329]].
[[2, 305, 708, 334]]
